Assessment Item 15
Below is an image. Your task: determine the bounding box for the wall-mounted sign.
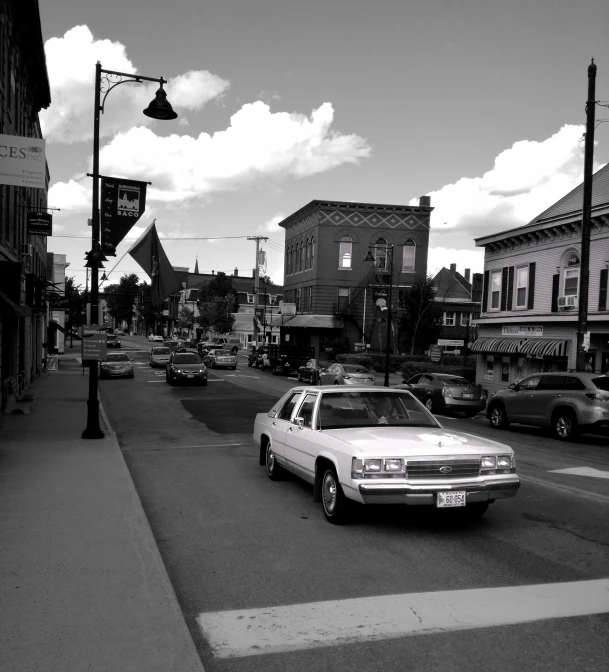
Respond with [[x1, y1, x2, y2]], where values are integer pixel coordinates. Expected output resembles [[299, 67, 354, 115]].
[[502, 325, 543, 337], [28, 211, 52, 236], [279, 301, 297, 316], [438, 339, 464, 346], [0, 134, 46, 188], [429, 344, 444, 363], [100, 176, 148, 256]]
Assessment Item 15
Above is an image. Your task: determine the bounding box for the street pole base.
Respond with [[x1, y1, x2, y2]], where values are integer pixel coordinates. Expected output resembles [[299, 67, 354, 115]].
[[82, 398, 105, 439], [82, 426, 105, 440]]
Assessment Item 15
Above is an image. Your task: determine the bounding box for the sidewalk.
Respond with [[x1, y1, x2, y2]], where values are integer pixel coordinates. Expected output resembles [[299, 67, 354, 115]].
[[0, 355, 205, 672]]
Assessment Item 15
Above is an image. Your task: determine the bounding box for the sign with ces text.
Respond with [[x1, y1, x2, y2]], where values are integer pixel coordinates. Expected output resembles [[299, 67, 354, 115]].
[[80, 325, 107, 362], [0, 134, 46, 188]]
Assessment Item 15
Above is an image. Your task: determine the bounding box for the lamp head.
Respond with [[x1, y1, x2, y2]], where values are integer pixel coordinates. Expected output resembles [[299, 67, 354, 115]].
[[363, 249, 376, 262], [143, 84, 178, 120]]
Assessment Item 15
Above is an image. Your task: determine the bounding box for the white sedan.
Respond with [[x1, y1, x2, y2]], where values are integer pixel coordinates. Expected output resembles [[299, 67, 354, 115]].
[[253, 386, 520, 524]]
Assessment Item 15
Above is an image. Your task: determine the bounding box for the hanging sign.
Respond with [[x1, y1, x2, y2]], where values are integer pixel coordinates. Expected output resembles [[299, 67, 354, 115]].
[[100, 176, 148, 256], [0, 134, 46, 188], [28, 211, 53, 236]]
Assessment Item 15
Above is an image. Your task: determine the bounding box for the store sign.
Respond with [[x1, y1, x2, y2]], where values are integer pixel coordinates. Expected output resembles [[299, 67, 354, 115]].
[[0, 134, 46, 188], [501, 325, 543, 337], [438, 339, 464, 346], [279, 301, 297, 316], [28, 211, 53, 236]]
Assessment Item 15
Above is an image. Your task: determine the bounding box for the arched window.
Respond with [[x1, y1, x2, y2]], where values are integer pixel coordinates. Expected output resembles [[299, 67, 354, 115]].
[[305, 238, 310, 270], [339, 236, 352, 268], [562, 250, 580, 297], [402, 240, 416, 271], [375, 237, 388, 270], [286, 249, 290, 276], [310, 237, 315, 269], [300, 241, 305, 272]]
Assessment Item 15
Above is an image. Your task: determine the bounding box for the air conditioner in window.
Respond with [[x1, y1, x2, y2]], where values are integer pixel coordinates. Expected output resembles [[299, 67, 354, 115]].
[[20, 243, 33, 257], [566, 295, 578, 307], [557, 296, 566, 307]]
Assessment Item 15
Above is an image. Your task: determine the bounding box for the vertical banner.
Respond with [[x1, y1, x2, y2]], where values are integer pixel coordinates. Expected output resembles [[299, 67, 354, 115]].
[[100, 177, 148, 256], [372, 288, 389, 321]]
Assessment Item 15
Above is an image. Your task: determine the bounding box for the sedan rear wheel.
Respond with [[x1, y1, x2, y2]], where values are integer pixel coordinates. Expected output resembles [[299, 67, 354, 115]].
[[424, 397, 434, 412], [265, 441, 284, 480], [321, 467, 350, 524], [552, 409, 578, 441]]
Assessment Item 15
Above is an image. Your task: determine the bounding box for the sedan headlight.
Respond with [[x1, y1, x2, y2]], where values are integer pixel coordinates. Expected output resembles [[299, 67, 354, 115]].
[[481, 456, 496, 469], [352, 457, 405, 478], [199, 368, 206, 374], [384, 458, 404, 472], [481, 454, 515, 474]]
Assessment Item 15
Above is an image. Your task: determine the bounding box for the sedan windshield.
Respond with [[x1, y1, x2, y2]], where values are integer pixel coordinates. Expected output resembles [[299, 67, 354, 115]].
[[438, 376, 471, 386], [215, 350, 232, 356], [105, 354, 129, 362], [173, 354, 202, 365], [318, 391, 439, 429], [152, 347, 171, 354], [343, 365, 370, 374]]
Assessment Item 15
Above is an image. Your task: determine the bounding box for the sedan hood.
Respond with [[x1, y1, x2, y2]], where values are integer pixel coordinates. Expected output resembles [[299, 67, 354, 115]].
[[104, 363, 131, 370], [323, 426, 512, 456]]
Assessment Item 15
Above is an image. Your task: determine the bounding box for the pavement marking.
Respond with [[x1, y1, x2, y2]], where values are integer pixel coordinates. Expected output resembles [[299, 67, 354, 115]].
[[197, 578, 609, 659], [519, 474, 609, 504], [550, 467, 609, 480], [147, 381, 166, 383], [128, 443, 243, 452]]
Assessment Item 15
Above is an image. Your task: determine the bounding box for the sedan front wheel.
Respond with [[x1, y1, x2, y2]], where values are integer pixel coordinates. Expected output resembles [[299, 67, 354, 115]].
[[321, 467, 350, 524], [265, 441, 284, 480]]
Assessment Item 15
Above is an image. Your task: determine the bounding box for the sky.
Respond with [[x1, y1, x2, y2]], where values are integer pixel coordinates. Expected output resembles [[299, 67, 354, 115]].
[[39, 0, 609, 289]]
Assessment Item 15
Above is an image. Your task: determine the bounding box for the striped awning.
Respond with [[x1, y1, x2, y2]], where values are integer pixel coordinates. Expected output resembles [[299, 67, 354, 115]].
[[470, 337, 521, 354], [519, 338, 570, 357]]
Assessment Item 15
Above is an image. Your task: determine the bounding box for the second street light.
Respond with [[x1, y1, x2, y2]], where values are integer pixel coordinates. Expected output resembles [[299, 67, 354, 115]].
[[364, 244, 394, 387], [82, 61, 178, 440]]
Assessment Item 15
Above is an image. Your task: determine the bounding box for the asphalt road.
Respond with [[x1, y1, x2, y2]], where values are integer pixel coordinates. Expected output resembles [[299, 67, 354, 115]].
[[100, 336, 609, 672]]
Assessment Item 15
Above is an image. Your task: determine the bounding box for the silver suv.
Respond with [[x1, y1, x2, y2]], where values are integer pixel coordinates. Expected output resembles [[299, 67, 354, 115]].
[[487, 372, 609, 441]]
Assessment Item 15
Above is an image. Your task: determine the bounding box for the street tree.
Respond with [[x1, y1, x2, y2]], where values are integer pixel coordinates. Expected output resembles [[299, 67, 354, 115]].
[[64, 276, 85, 339], [103, 273, 140, 330], [196, 272, 238, 334], [397, 274, 441, 354], [177, 305, 195, 332]]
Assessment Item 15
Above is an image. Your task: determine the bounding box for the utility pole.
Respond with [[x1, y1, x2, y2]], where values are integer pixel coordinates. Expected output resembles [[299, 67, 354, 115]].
[[247, 236, 268, 346], [576, 59, 597, 372]]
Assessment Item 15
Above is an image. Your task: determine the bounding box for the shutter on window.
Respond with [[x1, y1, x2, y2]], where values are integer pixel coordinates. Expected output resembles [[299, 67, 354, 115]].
[[599, 268, 608, 311], [482, 270, 489, 313], [500, 267, 508, 311], [551, 274, 559, 312], [527, 262, 536, 309], [507, 266, 514, 310]]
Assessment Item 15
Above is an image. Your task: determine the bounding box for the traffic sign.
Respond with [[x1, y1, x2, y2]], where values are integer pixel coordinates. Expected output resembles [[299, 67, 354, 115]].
[[81, 324, 107, 361]]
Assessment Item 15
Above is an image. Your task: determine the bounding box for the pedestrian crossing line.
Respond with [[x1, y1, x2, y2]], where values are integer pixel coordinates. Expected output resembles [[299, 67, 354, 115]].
[[196, 578, 609, 659]]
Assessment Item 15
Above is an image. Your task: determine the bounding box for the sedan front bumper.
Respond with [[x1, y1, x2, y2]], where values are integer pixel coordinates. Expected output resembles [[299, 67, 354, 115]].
[[356, 476, 520, 505]]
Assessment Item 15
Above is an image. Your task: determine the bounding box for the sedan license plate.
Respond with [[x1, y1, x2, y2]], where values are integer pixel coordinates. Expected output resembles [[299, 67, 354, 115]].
[[187, 374, 194, 378], [437, 491, 466, 508], [462, 393, 474, 399]]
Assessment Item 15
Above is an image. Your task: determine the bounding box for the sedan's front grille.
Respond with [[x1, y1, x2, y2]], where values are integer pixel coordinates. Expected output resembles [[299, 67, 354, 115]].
[[407, 458, 480, 479]]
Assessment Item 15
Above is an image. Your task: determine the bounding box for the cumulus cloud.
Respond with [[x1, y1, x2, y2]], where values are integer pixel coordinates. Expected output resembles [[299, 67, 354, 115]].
[[40, 25, 229, 143], [419, 125, 601, 253], [258, 212, 286, 234], [427, 247, 486, 276], [50, 101, 370, 209]]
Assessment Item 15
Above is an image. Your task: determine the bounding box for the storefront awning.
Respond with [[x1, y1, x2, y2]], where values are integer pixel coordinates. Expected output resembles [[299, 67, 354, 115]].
[[268, 315, 344, 329], [470, 337, 521, 354], [519, 338, 570, 357]]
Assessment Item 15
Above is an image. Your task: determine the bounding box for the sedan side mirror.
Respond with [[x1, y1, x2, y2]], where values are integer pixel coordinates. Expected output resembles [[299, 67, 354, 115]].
[[294, 417, 304, 429]]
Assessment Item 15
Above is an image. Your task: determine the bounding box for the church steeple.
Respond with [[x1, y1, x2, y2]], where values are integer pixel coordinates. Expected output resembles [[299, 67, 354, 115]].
[[194, 255, 199, 274]]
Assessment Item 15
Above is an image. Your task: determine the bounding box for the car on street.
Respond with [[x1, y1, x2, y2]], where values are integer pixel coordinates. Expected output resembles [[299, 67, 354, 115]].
[[198, 336, 241, 355], [149, 346, 172, 368], [297, 359, 333, 384], [487, 372, 609, 441], [148, 334, 164, 342], [202, 349, 238, 369], [99, 353, 134, 379], [166, 352, 208, 386], [253, 386, 519, 524], [165, 339, 186, 353], [318, 363, 376, 386], [115, 329, 124, 336], [395, 373, 486, 417], [106, 334, 121, 349]]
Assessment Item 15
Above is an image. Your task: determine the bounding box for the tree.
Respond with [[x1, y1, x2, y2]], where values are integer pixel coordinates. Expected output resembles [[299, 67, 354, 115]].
[[103, 273, 140, 329], [64, 276, 85, 341], [177, 305, 195, 331], [195, 272, 238, 334], [397, 274, 441, 354]]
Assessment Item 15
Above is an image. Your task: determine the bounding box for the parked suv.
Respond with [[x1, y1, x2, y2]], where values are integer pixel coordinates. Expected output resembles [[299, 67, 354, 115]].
[[487, 372, 609, 441]]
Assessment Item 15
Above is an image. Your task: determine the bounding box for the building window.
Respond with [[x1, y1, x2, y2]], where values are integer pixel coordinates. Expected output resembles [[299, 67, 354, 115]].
[[489, 270, 502, 311], [310, 237, 315, 269], [296, 287, 301, 310], [402, 240, 415, 271], [375, 237, 388, 270], [516, 266, 528, 307], [485, 356, 494, 381], [562, 253, 580, 297], [460, 312, 470, 326], [338, 287, 350, 312], [305, 238, 310, 270], [339, 236, 352, 268], [300, 242, 305, 272], [443, 311, 456, 326], [247, 294, 254, 304]]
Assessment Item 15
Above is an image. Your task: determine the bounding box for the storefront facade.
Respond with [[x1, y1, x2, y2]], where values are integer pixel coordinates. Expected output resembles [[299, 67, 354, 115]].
[[472, 163, 609, 395]]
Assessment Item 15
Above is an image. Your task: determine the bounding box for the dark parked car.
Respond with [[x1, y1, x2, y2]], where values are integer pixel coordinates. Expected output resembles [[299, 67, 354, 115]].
[[396, 373, 485, 416], [297, 359, 332, 384], [99, 353, 134, 379], [487, 372, 609, 440], [106, 334, 121, 349], [165, 339, 186, 353], [166, 352, 208, 386]]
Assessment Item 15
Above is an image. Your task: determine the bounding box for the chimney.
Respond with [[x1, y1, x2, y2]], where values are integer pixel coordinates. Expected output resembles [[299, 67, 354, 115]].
[[211, 270, 215, 275], [419, 195, 431, 207], [450, 263, 456, 273], [234, 267, 238, 276], [465, 268, 471, 282]]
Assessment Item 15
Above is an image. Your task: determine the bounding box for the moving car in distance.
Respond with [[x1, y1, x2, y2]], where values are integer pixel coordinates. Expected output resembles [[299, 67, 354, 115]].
[[202, 349, 237, 369], [254, 387, 519, 524], [106, 334, 121, 349], [165, 339, 186, 353], [166, 352, 208, 386], [148, 334, 164, 342], [396, 373, 486, 417], [198, 336, 241, 355], [99, 353, 134, 379], [297, 359, 333, 384], [149, 346, 171, 368], [487, 372, 609, 441], [115, 329, 124, 336], [319, 363, 376, 386]]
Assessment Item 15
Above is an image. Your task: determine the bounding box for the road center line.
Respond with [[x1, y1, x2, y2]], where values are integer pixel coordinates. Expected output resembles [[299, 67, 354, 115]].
[[196, 578, 609, 659], [519, 473, 609, 504]]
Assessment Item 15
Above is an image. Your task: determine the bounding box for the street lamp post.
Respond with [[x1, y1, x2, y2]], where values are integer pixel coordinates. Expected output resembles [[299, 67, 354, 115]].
[[364, 244, 394, 387], [82, 61, 178, 439]]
